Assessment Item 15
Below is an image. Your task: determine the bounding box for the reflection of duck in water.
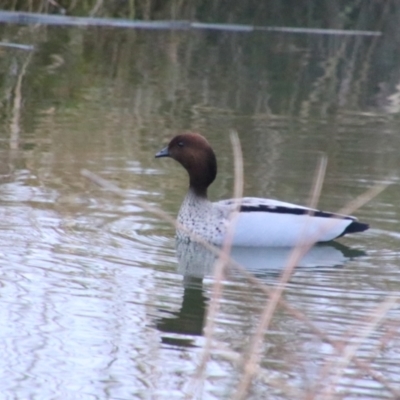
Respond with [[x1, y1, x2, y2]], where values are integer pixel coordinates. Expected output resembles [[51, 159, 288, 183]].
[[156, 276, 207, 347], [155, 133, 369, 247], [175, 239, 366, 279], [156, 240, 365, 346]]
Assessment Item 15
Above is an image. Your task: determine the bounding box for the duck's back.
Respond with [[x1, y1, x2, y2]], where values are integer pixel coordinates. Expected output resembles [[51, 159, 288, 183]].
[[215, 197, 368, 247]]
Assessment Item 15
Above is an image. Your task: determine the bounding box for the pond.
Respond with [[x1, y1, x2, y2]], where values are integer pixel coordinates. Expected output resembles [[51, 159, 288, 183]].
[[0, 19, 400, 400]]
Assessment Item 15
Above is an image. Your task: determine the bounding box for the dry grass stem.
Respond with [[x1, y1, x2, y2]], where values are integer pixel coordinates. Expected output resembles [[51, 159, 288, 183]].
[[10, 51, 33, 150], [336, 181, 389, 217], [308, 153, 328, 209], [320, 295, 399, 400], [234, 154, 328, 400], [81, 168, 216, 247], [213, 340, 304, 399], [185, 130, 244, 398], [89, 0, 103, 17]]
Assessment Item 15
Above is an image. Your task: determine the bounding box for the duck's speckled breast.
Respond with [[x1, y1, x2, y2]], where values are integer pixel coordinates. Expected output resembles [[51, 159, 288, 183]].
[[177, 190, 229, 244]]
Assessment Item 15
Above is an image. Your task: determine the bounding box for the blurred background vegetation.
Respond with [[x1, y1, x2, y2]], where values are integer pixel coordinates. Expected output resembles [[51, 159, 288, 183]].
[[0, 0, 399, 158], [0, 0, 397, 118]]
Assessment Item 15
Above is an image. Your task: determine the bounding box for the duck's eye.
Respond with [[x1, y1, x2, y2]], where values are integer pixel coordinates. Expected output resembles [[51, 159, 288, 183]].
[[178, 141, 184, 148]]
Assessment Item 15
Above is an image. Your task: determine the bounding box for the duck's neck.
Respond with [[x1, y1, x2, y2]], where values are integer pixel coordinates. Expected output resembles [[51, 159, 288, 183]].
[[186, 149, 216, 198], [189, 184, 208, 198], [184, 187, 210, 205]]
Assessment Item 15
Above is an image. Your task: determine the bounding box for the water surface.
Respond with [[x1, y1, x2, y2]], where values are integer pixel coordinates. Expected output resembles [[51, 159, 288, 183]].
[[0, 21, 400, 399]]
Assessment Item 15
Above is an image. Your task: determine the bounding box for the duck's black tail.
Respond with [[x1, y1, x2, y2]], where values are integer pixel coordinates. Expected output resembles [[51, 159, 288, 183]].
[[341, 220, 369, 236]]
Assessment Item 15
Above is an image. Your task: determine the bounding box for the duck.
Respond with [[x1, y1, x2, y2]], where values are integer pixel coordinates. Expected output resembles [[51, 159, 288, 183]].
[[155, 133, 369, 247]]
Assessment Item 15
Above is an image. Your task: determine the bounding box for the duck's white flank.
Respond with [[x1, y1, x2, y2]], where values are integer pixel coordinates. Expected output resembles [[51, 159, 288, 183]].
[[156, 133, 369, 247]]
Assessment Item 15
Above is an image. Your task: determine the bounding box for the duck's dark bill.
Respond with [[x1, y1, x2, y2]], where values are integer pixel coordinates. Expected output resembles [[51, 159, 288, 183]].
[[155, 146, 170, 158]]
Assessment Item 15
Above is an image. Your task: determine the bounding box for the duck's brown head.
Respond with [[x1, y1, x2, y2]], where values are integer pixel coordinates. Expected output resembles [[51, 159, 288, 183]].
[[155, 133, 217, 197]]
